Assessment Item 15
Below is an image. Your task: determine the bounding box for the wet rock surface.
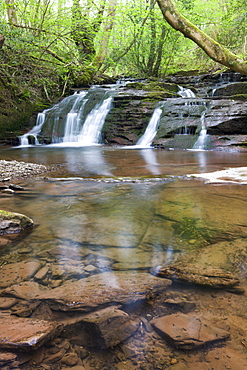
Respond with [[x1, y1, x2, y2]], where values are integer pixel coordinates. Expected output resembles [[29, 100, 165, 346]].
[[0, 316, 63, 350], [150, 264, 242, 290], [151, 313, 230, 350], [0, 210, 33, 235], [1, 271, 172, 310], [103, 71, 247, 150]]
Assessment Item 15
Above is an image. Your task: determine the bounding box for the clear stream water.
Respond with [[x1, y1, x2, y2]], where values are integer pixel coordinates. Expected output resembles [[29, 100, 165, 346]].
[[0, 146, 247, 276]]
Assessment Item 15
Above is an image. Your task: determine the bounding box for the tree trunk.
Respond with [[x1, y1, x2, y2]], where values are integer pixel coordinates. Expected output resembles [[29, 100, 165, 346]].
[[0, 35, 4, 49], [156, 0, 247, 75], [5, 0, 18, 27], [94, 0, 117, 71]]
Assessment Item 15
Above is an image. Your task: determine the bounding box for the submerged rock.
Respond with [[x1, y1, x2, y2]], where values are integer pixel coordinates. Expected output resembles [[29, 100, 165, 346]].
[[1, 271, 172, 311], [61, 305, 138, 349], [0, 210, 33, 235], [0, 315, 63, 350], [0, 261, 43, 288], [150, 264, 241, 290], [151, 313, 230, 350]]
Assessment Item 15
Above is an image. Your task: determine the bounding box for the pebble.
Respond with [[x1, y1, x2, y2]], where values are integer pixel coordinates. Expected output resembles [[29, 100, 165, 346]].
[[0, 160, 48, 181]]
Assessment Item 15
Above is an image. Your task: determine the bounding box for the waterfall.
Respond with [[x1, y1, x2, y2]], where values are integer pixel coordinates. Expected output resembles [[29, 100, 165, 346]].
[[19, 111, 47, 146], [178, 86, 196, 98], [135, 106, 163, 148], [78, 93, 113, 145], [192, 110, 209, 150], [63, 91, 87, 143], [19, 88, 115, 146]]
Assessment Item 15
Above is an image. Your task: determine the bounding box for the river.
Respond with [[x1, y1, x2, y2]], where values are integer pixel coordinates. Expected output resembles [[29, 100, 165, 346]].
[[0, 145, 247, 369]]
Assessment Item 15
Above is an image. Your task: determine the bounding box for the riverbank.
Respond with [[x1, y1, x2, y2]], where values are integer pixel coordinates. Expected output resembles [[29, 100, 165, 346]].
[[0, 160, 51, 181]]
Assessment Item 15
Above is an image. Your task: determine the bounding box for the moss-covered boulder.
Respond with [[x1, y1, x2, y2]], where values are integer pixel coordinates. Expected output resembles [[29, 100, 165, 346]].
[[0, 210, 34, 235]]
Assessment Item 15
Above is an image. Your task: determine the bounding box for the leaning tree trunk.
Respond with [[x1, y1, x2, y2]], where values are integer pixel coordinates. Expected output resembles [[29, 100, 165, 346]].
[[156, 0, 247, 75]]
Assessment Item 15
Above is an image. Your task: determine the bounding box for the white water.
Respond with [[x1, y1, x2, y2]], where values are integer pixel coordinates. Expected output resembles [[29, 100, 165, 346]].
[[63, 91, 87, 143], [19, 89, 114, 147], [78, 94, 113, 146], [19, 112, 46, 146], [192, 110, 208, 150], [178, 86, 196, 98], [135, 106, 163, 148]]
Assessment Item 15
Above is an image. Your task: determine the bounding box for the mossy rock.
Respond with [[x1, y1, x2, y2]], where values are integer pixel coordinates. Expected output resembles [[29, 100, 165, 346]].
[[229, 94, 247, 101], [146, 90, 177, 101], [0, 210, 34, 235], [126, 81, 178, 93]]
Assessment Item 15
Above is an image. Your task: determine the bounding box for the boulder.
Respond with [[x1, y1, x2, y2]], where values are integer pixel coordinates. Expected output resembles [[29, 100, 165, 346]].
[[0, 210, 33, 235], [61, 306, 138, 349], [151, 313, 230, 350]]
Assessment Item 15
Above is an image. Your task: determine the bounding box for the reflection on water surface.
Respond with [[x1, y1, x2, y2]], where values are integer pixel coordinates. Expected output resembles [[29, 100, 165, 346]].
[[0, 146, 246, 274]]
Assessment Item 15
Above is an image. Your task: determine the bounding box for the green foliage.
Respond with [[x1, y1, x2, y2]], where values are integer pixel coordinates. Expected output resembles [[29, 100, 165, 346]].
[[0, 0, 247, 83]]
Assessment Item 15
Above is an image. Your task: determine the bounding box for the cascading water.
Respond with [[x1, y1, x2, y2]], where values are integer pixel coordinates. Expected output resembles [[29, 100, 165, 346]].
[[19, 111, 47, 146], [19, 87, 115, 146], [178, 86, 196, 98], [135, 105, 163, 148], [62, 91, 87, 143], [77, 93, 113, 145], [192, 109, 209, 150]]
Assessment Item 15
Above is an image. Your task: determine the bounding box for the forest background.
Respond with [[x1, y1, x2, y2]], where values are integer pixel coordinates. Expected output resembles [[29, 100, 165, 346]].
[[0, 0, 247, 141]]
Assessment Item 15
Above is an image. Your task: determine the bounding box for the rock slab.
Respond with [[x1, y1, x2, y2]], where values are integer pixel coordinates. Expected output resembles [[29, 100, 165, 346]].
[[0, 316, 63, 350], [151, 313, 230, 350], [2, 271, 172, 310], [62, 306, 138, 349]]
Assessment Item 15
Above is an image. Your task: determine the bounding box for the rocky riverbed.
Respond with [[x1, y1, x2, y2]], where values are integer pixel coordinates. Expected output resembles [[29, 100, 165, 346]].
[[0, 157, 247, 370], [0, 160, 50, 181]]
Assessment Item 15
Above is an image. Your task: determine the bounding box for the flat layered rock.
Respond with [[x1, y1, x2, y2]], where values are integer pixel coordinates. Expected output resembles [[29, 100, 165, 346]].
[[0, 316, 63, 351], [0, 261, 43, 288], [151, 313, 230, 350], [1, 271, 172, 311], [151, 264, 241, 289]]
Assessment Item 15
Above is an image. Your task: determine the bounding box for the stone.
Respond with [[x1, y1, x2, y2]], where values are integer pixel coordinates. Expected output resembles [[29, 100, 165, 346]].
[[61, 352, 79, 366], [2, 271, 172, 311], [151, 264, 241, 289], [0, 210, 33, 235], [84, 264, 97, 273], [61, 306, 138, 349], [0, 316, 63, 350], [0, 297, 17, 309], [34, 265, 49, 281], [151, 313, 230, 350], [164, 298, 196, 313], [0, 351, 17, 364], [206, 100, 247, 135], [0, 261, 43, 288], [44, 347, 67, 363]]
